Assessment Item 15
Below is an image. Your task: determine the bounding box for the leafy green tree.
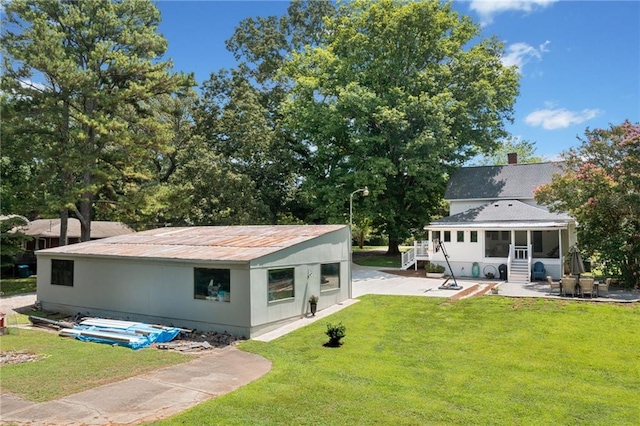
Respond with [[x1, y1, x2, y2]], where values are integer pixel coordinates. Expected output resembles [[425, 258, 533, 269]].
[[282, 0, 519, 253], [194, 68, 290, 224], [535, 121, 640, 288], [212, 0, 337, 223], [473, 137, 544, 166], [1, 0, 190, 240], [0, 216, 31, 270]]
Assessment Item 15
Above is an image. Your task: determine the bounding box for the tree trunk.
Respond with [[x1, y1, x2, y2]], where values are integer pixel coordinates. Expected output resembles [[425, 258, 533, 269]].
[[59, 209, 68, 246], [79, 195, 92, 242], [386, 237, 401, 256]]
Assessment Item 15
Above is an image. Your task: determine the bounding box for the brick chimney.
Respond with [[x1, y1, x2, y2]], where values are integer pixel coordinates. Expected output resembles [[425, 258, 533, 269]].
[[507, 152, 518, 164]]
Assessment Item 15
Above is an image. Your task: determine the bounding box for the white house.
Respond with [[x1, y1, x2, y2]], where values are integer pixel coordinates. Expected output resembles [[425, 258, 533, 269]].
[[35, 225, 351, 338], [421, 156, 576, 283]]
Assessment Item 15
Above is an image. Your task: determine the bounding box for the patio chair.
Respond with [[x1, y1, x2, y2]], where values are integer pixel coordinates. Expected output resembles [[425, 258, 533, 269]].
[[532, 261, 546, 281], [546, 276, 561, 294], [598, 278, 611, 297], [561, 277, 577, 297], [579, 278, 595, 298]]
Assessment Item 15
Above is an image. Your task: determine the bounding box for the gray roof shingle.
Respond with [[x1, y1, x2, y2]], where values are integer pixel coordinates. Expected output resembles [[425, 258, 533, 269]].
[[430, 200, 572, 226], [445, 162, 564, 200]]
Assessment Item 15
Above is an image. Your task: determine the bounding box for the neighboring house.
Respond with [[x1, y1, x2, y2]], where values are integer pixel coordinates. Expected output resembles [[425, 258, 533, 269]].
[[21, 218, 135, 249], [420, 155, 576, 283], [36, 225, 351, 338], [16, 218, 135, 273]]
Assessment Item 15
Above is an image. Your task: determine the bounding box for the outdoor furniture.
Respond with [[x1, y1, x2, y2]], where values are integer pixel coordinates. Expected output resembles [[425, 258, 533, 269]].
[[579, 278, 595, 298], [561, 277, 577, 297], [597, 278, 611, 297], [532, 261, 546, 281], [546, 276, 561, 293]]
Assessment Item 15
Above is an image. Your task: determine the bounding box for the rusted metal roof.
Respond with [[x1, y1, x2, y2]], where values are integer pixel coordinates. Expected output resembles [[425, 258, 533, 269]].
[[36, 225, 347, 262]]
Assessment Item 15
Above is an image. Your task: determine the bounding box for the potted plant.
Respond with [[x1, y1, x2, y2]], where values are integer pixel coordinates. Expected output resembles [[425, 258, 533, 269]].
[[425, 262, 446, 278], [308, 295, 318, 316]]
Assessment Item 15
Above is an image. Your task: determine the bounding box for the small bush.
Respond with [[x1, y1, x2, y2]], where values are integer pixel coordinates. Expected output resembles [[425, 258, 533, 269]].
[[325, 322, 346, 347], [425, 262, 445, 273]]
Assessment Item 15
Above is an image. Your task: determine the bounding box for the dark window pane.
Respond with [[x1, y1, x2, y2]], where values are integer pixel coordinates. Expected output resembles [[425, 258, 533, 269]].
[[51, 259, 74, 286], [268, 268, 294, 301], [194, 268, 231, 302], [321, 263, 340, 291], [485, 231, 509, 257]]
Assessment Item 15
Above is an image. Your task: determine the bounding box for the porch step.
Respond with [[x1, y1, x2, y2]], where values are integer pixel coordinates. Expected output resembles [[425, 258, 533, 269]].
[[509, 260, 530, 283]]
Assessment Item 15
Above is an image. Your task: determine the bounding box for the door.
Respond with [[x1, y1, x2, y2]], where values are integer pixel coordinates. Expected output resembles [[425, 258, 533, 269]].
[[514, 231, 528, 260]]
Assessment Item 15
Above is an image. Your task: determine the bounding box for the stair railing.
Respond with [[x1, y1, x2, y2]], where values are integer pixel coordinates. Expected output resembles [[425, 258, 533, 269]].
[[527, 244, 533, 282], [401, 248, 415, 270], [507, 244, 513, 282]]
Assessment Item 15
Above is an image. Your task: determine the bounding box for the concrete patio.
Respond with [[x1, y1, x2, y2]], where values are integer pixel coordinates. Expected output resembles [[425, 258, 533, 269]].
[[494, 279, 640, 302]]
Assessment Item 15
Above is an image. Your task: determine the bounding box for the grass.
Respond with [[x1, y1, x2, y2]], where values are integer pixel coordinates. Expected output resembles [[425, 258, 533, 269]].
[[154, 296, 640, 425], [0, 277, 37, 297], [0, 327, 191, 402], [352, 254, 400, 268], [352, 246, 402, 268]]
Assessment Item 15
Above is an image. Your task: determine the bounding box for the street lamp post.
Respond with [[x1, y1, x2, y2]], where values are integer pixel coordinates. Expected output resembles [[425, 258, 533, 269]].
[[348, 186, 368, 300], [349, 186, 369, 228]]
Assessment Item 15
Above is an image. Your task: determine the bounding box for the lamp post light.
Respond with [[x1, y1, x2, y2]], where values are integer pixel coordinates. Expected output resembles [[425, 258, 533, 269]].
[[349, 186, 369, 228], [348, 186, 368, 300]]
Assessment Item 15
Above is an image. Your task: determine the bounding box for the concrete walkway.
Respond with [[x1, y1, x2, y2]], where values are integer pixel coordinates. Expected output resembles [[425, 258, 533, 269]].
[[0, 347, 271, 426]]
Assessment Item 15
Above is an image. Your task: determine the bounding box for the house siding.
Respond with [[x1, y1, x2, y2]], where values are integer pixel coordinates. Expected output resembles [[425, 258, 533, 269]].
[[36, 226, 351, 338]]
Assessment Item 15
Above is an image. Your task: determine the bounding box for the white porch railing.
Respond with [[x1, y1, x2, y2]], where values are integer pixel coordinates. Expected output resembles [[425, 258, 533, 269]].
[[514, 245, 529, 260], [508, 245, 532, 283], [401, 240, 430, 270], [527, 244, 533, 282]]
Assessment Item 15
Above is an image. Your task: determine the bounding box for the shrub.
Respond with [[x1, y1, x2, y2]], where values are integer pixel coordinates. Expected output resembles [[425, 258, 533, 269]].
[[425, 262, 445, 273], [325, 322, 346, 347]]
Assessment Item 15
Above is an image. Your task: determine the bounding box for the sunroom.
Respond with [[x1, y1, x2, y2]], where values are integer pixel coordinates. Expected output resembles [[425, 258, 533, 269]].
[[424, 200, 576, 282]]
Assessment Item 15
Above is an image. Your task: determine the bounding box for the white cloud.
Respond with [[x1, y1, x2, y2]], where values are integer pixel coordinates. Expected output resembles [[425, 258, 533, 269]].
[[470, 0, 558, 25], [502, 40, 550, 69], [524, 107, 602, 130], [19, 79, 47, 92]]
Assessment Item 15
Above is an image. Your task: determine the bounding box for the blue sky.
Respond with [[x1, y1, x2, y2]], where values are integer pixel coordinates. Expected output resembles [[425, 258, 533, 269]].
[[156, 0, 639, 160]]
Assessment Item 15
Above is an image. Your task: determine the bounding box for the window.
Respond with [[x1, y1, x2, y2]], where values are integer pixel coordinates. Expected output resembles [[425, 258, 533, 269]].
[[470, 231, 478, 243], [51, 259, 74, 286], [533, 231, 543, 253], [457, 231, 464, 242], [485, 231, 509, 257], [194, 268, 230, 302], [444, 231, 451, 242], [321, 263, 340, 292], [268, 268, 294, 301]]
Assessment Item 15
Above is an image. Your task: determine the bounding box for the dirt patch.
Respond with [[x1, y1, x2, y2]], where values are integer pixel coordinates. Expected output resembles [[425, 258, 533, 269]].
[[0, 350, 45, 365]]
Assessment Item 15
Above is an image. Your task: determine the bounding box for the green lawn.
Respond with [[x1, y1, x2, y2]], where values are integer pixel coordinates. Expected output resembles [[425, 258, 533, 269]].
[[154, 296, 640, 425], [0, 328, 190, 402], [0, 277, 37, 297], [352, 254, 401, 268]]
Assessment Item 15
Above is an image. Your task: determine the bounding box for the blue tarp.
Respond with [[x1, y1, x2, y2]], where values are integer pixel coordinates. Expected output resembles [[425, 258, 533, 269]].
[[68, 319, 182, 350]]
